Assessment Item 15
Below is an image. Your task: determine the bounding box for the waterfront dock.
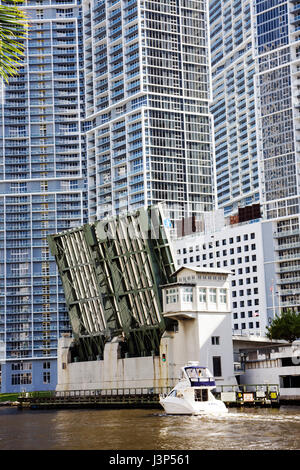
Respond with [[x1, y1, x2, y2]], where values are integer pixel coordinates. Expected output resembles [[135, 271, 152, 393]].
[[17, 384, 281, 410], [17, 388, 169, 410], [218, 384, 280, 408]]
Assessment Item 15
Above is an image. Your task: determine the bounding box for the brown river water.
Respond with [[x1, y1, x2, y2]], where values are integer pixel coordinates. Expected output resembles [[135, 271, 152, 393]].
[[0, 406, 300, 451]]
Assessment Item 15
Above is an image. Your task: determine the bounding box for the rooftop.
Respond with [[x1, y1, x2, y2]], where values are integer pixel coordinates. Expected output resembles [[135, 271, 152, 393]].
[[173, 265, 232, 276]]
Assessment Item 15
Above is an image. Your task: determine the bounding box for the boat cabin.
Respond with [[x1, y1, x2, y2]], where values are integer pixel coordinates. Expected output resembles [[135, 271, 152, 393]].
[[167, 386, 210, 402]]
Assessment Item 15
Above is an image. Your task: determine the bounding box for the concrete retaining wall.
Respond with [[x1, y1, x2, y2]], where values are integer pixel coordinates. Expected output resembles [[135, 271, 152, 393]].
[[56, 337, 173, 391]]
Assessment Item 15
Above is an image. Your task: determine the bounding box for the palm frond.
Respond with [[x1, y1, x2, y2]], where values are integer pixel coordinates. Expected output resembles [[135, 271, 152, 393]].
[[0, 0, 28, 82]]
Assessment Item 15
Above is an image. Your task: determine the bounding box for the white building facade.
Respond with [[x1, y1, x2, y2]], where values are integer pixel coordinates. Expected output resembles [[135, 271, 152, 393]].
[[240, 342, 300, 402], [173, 217, 279, 337]]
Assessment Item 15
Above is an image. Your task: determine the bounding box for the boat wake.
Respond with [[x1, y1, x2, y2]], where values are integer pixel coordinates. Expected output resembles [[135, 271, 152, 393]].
[[155, 407, 300, 424], [192, 409, 300, 423]]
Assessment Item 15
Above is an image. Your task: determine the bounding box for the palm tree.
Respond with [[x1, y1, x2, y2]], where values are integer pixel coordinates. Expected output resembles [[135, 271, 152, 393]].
[[0, 0, 28, 83]]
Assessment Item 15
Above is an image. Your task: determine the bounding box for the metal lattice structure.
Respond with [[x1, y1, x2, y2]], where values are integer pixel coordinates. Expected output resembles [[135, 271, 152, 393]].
[[47, 205, 176, 361]]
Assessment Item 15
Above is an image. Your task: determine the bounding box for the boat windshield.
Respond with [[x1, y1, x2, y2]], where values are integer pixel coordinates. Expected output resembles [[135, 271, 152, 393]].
[[184, 367, 215, 387], [185, 367, 208, 379]]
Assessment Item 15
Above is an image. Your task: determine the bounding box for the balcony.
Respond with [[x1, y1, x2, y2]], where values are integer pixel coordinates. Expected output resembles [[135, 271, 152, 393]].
[[276, 252, 300, 262]]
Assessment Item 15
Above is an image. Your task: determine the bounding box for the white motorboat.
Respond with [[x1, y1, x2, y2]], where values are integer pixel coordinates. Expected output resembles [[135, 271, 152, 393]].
[[159, 361, 228, 415]]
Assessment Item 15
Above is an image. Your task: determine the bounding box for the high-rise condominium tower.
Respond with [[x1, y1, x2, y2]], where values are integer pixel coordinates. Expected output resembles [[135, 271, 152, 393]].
[[83, 0, 216, 223], [0, 1, 87, 392], [209, 0, 300, 314], [254, 0, 300, 313], [209, 0, 259, 216]]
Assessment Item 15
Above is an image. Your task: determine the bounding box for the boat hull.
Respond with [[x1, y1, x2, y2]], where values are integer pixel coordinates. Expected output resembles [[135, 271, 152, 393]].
[[160, 397, 228, 416]]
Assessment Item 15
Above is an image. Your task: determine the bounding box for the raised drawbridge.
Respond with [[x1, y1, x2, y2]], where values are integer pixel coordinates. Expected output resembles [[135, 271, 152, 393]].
[[47, 205, 177, 362]]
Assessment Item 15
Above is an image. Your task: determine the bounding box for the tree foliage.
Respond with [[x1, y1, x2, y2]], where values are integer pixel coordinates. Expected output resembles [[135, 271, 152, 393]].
[[266, 309, 300, 343], [0, 0, 28, 83]]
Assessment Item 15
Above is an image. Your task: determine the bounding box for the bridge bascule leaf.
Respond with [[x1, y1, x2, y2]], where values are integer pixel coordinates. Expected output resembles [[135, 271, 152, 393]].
[[48, 205, 177, 361]]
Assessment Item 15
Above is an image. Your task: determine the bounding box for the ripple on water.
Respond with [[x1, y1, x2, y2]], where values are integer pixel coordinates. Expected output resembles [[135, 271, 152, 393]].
[[0, 406, 300, 450]]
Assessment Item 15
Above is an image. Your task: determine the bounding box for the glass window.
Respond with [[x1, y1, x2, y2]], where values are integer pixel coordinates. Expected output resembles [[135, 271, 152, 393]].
[[213, 356, 222, 377], [43, 372, 51, 384], [166, 288, 178, 304], [219, 288, 227, 304], [209, 288, 217, 303], [199, 288, 206, 303], [182, 287, 193, 303], [11, 373, 32, 385]]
